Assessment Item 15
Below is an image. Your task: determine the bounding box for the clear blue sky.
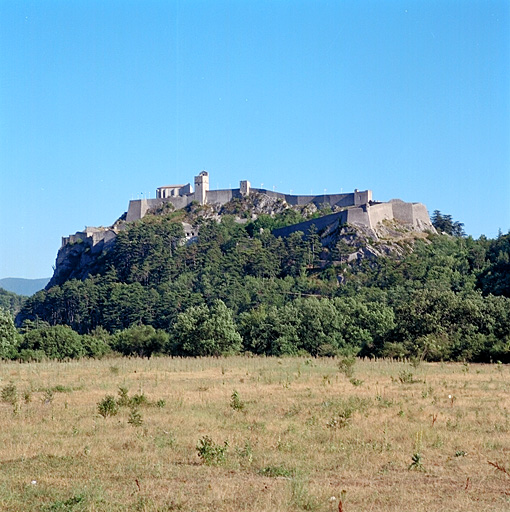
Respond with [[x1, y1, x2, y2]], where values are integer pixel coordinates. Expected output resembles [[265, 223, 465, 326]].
[[1, 0, 509, 279]]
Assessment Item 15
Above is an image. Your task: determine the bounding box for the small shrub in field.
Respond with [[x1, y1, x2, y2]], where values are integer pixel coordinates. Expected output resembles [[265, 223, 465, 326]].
[[117, 386, 130, 407], [47, 493, 87, 511], [338, 357, 356, 379], [155, 399, 166, 408], [398, 369, 415, 384], [408, 453, 424, 471], [130, 392, 149, 407], [43, 388, 55, 404], [97, 395, 119, 418], [235, 440, 253, 464], [128, 406, 143, 427], [196, 436, 228, 465], [258, 465, 295, 478], [1, 383, 17, 405], [230, 390, 245, 411]]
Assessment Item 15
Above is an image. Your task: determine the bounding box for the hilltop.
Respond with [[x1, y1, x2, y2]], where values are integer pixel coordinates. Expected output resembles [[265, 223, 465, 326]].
[[47, 171, 435, 289]]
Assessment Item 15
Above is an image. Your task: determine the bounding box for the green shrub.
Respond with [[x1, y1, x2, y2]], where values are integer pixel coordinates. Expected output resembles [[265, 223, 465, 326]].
[[97, 395, 119, 418], [230, 390, 245, 411], [196, 436, 228, 465], [112, 325, 169, 357], [173, 300, 242, 356], [20, 325, 85, 360], [1, 383, 17, 406]]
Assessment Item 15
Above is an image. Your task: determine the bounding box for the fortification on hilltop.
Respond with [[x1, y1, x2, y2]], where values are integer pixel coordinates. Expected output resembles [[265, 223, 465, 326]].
[[125, 170, 433, 232], [59, 170, 434, 255], [52, 170, 434, 288], [126, 170, 374, 222]]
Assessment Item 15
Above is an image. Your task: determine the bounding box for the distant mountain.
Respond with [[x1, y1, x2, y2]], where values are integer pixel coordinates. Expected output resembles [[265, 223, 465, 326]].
[[0, 278, 50, 296]]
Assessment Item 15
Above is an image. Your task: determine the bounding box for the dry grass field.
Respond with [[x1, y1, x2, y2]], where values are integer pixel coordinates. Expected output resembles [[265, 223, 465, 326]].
[[0, 356, 508, 511]]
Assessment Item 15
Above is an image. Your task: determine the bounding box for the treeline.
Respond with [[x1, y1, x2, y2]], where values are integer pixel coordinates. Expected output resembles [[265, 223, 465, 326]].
[[8, 209, 510, 362]]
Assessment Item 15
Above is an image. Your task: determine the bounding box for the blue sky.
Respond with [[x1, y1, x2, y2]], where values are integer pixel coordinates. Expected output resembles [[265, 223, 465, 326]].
[[1, 0, 509, 279]]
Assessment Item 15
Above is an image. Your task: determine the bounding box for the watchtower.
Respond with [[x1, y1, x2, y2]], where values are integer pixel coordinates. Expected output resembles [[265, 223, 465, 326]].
[[194, 171, 209, 205]]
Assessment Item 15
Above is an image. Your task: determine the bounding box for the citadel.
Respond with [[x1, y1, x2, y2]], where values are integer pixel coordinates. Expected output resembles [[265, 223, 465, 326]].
[[62, 170, 434, 248]]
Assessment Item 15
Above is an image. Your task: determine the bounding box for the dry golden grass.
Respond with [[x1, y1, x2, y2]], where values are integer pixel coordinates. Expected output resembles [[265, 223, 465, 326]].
[[0, 357, 508, 511]]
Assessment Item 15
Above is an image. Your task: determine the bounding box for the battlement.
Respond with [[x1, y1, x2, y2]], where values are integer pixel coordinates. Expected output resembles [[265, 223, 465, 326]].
[[126, 171, 374, 223]]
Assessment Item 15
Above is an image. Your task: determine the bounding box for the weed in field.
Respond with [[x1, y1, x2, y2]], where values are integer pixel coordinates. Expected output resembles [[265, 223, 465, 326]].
[[155, 399, 166, 408], [109, 365, 119, 375], [128, 406, 143, 427], [196, 436, 228, 465], [230, 389, 245, 411], [410, 357, 421, 369], [398, 369, 415, 384], [154, 430, 176, 449], [291, 478, 319, 511], [117, 386, 130, 407], [235, 440, 253, 464], [326, 413, 350, 429], [375, 395, 394, 408], [338, 357, 356, 379], [130, 392, 149, 407], [408, 452, 424, 471], [45, 493, 87, 511], [97, 395, 119, 418], [51, 384, 72, 393], [24, 389, 32, 404], [1, 382, 18, 405], [43, 388, 55, 404], [258, 465, 295, 478], [455, 450, 467, 457], [349, 377, 363, 386]]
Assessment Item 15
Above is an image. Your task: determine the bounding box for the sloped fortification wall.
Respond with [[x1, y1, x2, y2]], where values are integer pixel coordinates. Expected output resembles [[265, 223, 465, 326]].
[[272, 211, 349, 238], [253, 189, 356, 208], [364, 203, 393, 227], [390, 200, 432, 230]]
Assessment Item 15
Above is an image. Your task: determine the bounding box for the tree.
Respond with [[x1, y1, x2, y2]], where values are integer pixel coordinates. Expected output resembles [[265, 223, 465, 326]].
[[432, 210, 465, 237], [112, 325, 169, 357], [0, 309, 20, 359], [172, 300, 242, 356], [20, 325, 85, 360]]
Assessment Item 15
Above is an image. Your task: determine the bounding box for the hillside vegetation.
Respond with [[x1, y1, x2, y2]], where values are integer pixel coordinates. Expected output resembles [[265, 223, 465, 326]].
[[6, 198, 508, 363]]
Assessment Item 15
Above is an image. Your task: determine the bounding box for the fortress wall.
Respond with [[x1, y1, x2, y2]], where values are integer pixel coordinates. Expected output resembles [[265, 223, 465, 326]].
[[389, 200, 416, 225], [126, 199, 152, 222], [164, 196, 192, 210], [366, 202, 394, 227], [411, 203, 433, 229], [251, 189, 356, 208], [272, 211, 347, 239], [206, 189, 242, 204], [345, 206, 371, 226]]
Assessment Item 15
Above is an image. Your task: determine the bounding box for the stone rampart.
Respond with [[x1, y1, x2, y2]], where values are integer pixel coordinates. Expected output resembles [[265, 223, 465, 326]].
[[272, 211, 349, 239], [365, 202, 393, 227]]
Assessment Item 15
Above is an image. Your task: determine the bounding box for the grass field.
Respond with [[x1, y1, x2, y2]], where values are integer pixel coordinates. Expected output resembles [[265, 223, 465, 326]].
[[0, 356, 508, 511]]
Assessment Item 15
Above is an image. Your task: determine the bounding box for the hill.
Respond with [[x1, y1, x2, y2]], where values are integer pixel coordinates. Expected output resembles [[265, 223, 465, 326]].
[[0, 277, 50, 296], [15, 188, 510, 362]]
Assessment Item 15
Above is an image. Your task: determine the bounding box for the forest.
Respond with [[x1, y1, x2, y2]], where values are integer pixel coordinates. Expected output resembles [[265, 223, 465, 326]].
[[2, 206, 509, 363]]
